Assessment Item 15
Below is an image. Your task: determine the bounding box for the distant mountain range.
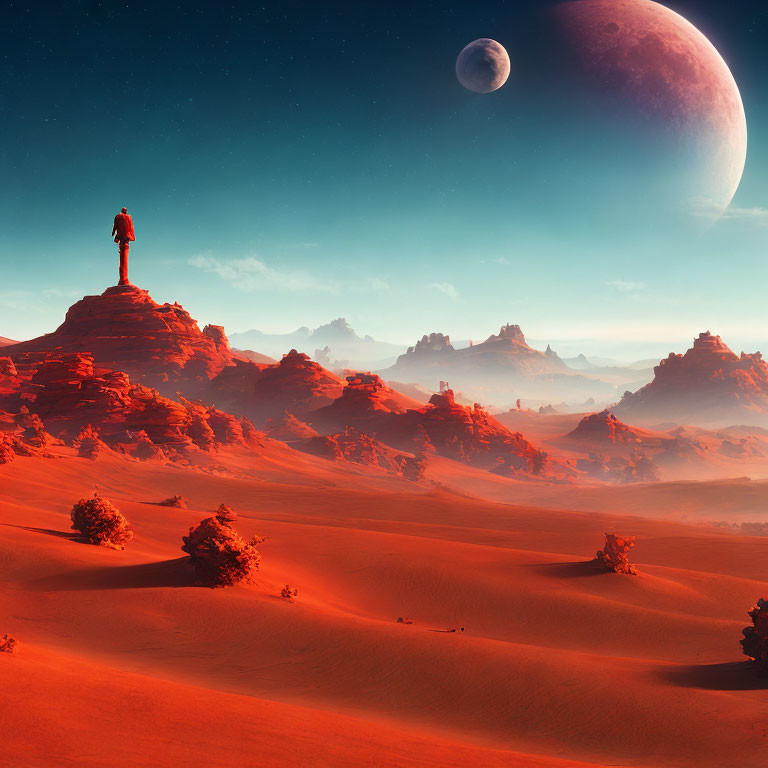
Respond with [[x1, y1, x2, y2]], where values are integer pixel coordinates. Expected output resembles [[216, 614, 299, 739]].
[[378, 324, 621, 407], [229, 318, 406, 368], [228, 320, 663, 409], [0, 336, 16, 347]]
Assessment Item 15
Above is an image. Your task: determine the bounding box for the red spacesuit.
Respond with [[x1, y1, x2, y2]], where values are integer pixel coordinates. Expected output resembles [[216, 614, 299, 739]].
[[112, 207, 135, 286]]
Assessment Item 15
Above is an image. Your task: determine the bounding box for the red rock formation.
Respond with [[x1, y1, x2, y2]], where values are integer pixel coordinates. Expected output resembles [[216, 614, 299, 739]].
[[298, 426, 425, 480], [0, 351, 262, 461], [594, 533, 638, 574], [0, 357, 22, 401], [71, 494, 134, 550], [159, 495, 188, 509], [13, 406, 50, 450], [741, 599, 768, 671], [394, 452, 428, 482], [0, 336, 16, 348], [2, 286, 371, 438], [214, 349, 345, 426], [486, 324, 527, 344], [0, 357, 17, 377], [5, 285, 246, 397], [0, 633, 17, 653], [567, 410, 642, 444], [616, 331, 768, 427], [0, 411, 38, 462], [311, 372, 423, 436], [280, 585, 298, 600], [575, 449, 660, 484], [235, 349, 277, 365], [266, 412, 320, 442], [0, 432, 18, 464], [312, 378, 553, 476], [73, 425, 104, 459], [419, 389, 549, 471], [405, 332, 455, 357]]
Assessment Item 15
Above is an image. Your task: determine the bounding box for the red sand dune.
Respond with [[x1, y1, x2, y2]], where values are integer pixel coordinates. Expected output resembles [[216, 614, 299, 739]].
[[2, 445, 768, 767]]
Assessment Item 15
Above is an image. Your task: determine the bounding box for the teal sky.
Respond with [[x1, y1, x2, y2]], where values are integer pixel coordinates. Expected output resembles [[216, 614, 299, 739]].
[[1, 1, 766, 361]]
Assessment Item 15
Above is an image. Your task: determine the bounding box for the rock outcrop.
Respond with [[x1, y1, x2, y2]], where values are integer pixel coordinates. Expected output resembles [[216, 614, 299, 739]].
[[265, 412, 320, 442], [5, 285, 244, 397], [311, 372, 422, 436], [575, 449, 660, 483], [400, 333, 455, 359], [4, 285, 351, 433], [0, 350, 261, 462], [297, 426, 425, 480], [212, 349, 345, 426], [158, 495, 189, 509], [313, 378, 554, 475], [0, 633, 17, 653], [566, 410, 643, 444], [616, 331, 768, 427]]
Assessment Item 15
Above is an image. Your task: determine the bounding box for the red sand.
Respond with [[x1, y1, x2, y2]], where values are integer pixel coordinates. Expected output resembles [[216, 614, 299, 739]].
[[2, 448, 768, 767]]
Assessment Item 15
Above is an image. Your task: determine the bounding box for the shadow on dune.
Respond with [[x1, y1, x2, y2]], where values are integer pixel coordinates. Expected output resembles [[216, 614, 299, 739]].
[[1, 523, 79, 540], [28, 557, 197, 591], [658, 661, 768, 691], [525, 560, 606, 579]]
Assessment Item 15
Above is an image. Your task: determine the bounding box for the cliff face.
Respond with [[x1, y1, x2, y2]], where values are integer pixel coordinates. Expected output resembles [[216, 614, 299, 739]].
[[616, 332, 768, 427]]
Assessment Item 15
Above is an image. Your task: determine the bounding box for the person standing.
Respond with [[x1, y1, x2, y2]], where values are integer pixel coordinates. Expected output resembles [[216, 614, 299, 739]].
[[111, 207, 135, 286]]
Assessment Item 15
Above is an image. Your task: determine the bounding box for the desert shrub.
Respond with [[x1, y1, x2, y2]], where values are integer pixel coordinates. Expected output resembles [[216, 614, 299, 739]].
[[594, 533, 638, 575], [0, 633, 17, 653], [71, 493, 133, 550], [280, 584, 298, 600], [159, 495, 188, 508], [181, 515, 262, 587], [741, 598, 768, 671]]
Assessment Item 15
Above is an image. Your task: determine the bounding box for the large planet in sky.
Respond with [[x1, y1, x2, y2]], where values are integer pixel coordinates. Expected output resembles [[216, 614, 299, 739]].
[[556, 0, 747, 214], [456, 38, 511, 93]]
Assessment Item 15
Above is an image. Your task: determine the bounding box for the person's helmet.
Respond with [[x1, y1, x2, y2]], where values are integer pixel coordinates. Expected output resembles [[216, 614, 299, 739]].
[[121, 207, 127, 213]]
